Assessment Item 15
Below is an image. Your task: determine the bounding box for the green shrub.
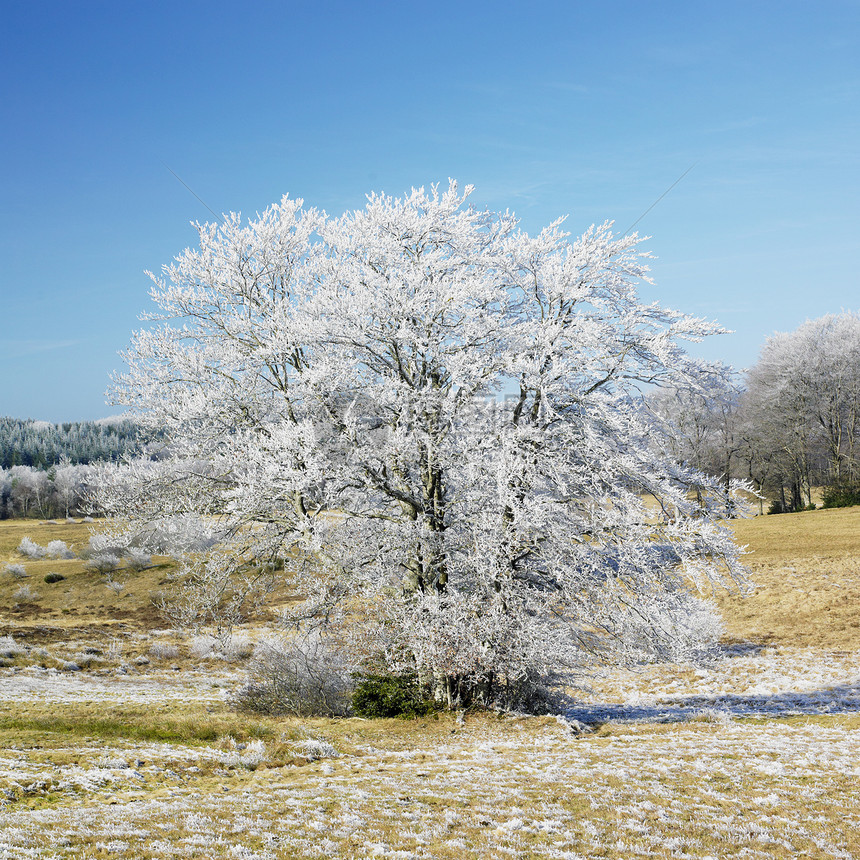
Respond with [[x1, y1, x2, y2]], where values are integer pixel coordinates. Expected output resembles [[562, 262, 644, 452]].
[[351, 673, 437, 718], [821, 485, 860, 508], [44, 572, 65, 583], [767, 499, 785, 515]]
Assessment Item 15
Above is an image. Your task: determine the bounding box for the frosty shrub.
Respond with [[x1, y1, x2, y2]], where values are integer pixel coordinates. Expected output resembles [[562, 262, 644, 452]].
[[222, 632, 255, 662], [233, 632, 353, 717], [84, 553, 122, 575], [17, 537, 46, 559], [13, 584, 39, 603], [189, 633, 254, 662], [4, 563, 27, 579], [0, 636, 26, 658], [219, 737, 267, 770], [188, 634, 218, 660], [124, 547, 152, 571], [45, 540, 76, 559], [148, 641, 180, 660], [83, 534, 126, 559], [295, 738, 339, 761], [105, 579, 125, 593]]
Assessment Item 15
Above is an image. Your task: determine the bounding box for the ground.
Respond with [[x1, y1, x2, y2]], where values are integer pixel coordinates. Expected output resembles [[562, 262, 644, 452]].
[[0, 510, 858, 859]]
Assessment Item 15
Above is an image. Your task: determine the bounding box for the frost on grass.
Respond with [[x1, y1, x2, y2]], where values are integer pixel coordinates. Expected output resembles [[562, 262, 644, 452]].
[[148, 641, 179, 661], [294, 738, 339, 761], [0, 719, 857, 859], [16, 537, 45, 559], [0, 626, 857, 858], [568, 645, 860, 723], [218, 737, 267, 769], [0, 637, 26, 659]]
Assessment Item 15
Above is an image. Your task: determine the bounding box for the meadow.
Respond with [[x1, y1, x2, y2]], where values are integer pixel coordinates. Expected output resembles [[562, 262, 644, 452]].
[[0, 510, 858, 859]]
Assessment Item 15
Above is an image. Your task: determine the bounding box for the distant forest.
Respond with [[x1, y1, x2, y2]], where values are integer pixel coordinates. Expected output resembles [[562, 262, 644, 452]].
[[0, 417, 141, 468]]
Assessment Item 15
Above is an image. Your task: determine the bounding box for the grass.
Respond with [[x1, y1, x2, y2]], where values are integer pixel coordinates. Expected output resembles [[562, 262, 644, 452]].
[[0, 509, 859, 858], [0, 519, 171, 633], [718, 506, 860, 649]]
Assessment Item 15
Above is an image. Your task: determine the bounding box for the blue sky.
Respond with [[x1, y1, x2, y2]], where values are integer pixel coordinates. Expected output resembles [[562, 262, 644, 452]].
[[1, 0, 857, 421]]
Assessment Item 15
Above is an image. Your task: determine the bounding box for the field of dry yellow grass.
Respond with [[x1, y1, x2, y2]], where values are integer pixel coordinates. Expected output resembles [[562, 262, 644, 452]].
[[1, 509, 858, 859]]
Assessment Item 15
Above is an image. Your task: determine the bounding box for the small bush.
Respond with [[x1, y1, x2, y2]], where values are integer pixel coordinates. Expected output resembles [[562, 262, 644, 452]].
[[82, 535, 125, 559], [821, 485, 860, 509], [233, 632, 353, 717], [351, 673, 437, 718], [124, 547, 152, 571], [45, 540, 75, 559], [84, 553, 122, 575], [767, 499, 785, 515], [13, 584, 40, 603], [17, 537, 46, 559], [188, 634, 218, 660], [44, 572, 66, 584], [5, 563, 27, 578]]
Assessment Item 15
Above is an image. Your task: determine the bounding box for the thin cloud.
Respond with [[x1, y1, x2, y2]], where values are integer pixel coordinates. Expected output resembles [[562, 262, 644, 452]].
[[0, 339, 83, 356]]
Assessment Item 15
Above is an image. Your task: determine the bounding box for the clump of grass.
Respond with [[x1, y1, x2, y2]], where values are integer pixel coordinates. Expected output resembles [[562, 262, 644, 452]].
[[0, 635, 26, 659], [189, 632, 254, 662], [148, 641, 180, 660], [218, 736, 267, 769], [70, 651, 105, 669], [13, 584, 40, 603]]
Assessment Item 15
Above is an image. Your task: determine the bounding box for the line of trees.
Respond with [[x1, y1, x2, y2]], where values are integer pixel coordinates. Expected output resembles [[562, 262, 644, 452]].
[[649, 312, 860, 513], [0, 462, 98, 519], [0, 416, 140, 469]]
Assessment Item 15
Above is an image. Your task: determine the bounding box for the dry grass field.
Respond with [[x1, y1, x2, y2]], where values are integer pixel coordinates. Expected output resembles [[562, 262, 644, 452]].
[[1, 510, 858, 859]]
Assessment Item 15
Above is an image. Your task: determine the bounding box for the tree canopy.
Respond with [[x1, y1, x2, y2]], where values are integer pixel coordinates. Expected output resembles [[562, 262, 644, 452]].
[[101, 182, 745, 710]]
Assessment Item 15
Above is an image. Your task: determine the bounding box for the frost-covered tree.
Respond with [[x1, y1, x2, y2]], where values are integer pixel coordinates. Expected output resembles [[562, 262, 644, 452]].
[[101, 182, 745, 709], [647, 371, 743, 510], [742, 312, 860, 509]]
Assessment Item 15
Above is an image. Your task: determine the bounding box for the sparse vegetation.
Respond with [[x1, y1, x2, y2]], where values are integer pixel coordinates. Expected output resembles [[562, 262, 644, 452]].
[[0, 509, 858, 857]]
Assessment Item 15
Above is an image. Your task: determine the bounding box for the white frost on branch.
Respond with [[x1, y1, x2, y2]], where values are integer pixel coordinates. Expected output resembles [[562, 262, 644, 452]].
[[98, 181, 748, 708]]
